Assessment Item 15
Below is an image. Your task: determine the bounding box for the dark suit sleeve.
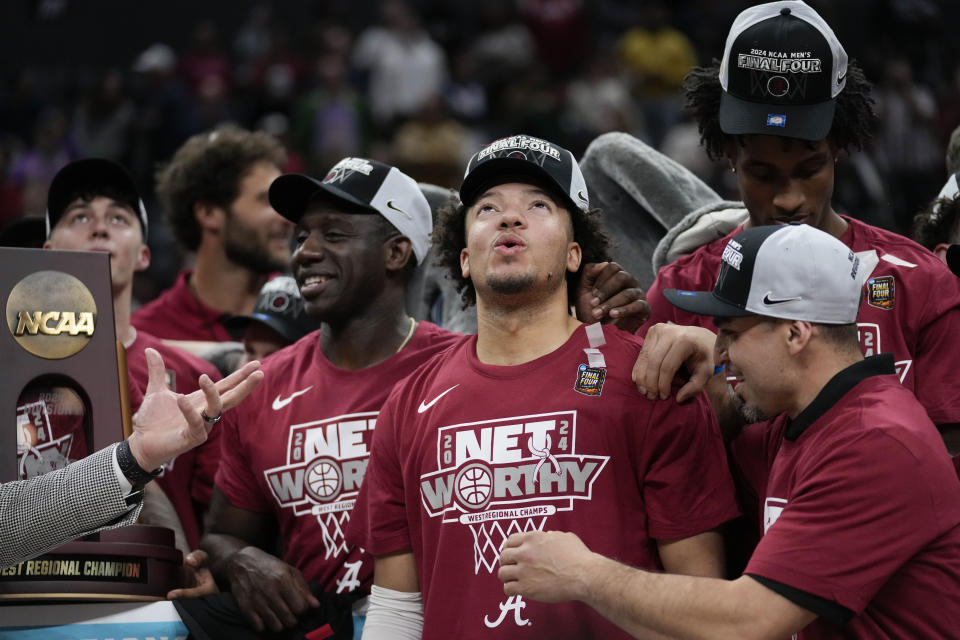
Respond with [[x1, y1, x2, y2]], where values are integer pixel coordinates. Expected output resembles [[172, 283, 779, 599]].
[[1, 444, 143, 568]]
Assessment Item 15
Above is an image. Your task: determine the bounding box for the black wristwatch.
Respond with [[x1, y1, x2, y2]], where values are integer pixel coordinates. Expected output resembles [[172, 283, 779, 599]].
[[116, 439, 162, 495]]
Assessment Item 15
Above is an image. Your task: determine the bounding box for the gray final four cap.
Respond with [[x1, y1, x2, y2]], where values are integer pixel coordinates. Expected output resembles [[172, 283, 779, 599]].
[[269, 157, 433, 264], [664, 224, 863, 324]]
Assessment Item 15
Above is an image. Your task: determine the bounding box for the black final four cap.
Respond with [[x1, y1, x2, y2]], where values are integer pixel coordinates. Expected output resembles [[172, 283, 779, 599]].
[[719, 1, 848, 141], [46, 158, 149, 239], [459, 134, 590, 213]]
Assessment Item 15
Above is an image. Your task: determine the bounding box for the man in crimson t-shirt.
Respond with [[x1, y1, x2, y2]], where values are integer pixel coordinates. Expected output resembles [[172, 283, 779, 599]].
[[350, 135, 738, 640]]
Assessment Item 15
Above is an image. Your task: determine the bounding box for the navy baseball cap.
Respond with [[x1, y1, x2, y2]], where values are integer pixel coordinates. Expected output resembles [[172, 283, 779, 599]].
[[459, 134, 590, 214], [46, 158, 148, 239], [269, 157, 433, 264], [224, 276, 318, 344], [719, 1, 848, 141], [664, 224, 863, 324]]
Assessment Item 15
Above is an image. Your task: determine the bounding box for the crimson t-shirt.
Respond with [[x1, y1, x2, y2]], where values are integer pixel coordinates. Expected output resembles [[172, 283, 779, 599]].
[[215, 321, 461, 594], [642, 215, 960, 425], [351, 324, 739, 639], [732, 356, 960, 637], [127, 330, 222, 548], [132, 270, 235, 342]]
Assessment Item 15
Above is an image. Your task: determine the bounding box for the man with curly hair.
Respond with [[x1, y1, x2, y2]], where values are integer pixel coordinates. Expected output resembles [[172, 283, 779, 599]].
[[350, 135, 739, 639], [132, 124, 292, 343], [913, 171, 960, 264], [635, 1, 960, 444]]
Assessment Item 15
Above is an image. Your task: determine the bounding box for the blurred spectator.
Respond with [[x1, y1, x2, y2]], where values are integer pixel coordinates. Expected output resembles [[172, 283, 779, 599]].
[[247, 28, 306, 120], [392, 94, 472, 187], [291, 54, 370, 176], [618, 2, 697, 148], [873, 57, 943, 233], [256, 112, 306, 174], [9, 107, 76, 216], [72, 67, 135, 161], [444, 53, 488, 126], [519, 0, 588, 75], [132, 125, 290, 343], [180, 20, 232, 98], [127, 43, 196, 195], [565, 50, 638, 148], [352, 0, 447, 132], [0, 138, 24, 225], [467, 1, 535, 89]]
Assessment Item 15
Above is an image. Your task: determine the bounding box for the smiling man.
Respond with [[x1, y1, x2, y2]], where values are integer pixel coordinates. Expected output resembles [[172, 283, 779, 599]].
[[350, 136, 738, 640], [499, 223, 960, 639], [637, 0, 960, 440]]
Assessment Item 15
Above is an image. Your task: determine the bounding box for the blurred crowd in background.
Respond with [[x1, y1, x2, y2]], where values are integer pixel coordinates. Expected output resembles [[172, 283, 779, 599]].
[[1, 0, 959, 302]]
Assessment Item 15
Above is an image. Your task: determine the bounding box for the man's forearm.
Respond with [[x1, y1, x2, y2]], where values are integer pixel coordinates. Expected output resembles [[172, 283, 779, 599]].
[[578, 554, 770, 640]]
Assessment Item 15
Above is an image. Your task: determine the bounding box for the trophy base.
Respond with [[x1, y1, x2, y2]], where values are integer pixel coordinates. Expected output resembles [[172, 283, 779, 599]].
[[0, 525, 182, 603]]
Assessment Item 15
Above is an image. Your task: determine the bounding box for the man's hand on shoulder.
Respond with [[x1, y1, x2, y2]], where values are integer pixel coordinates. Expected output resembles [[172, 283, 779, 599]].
[[575, 261, 650, 333], [633, 323, 719, 403]]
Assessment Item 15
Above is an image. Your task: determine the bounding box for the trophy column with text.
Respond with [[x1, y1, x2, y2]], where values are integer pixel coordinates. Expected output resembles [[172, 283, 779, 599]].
[[0, 247, 181, 601]]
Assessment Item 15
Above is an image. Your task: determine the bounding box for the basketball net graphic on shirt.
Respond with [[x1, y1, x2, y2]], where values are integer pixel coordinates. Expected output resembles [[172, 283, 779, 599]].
[[263, 411, 376, 567], [419, 410, 608, 628]]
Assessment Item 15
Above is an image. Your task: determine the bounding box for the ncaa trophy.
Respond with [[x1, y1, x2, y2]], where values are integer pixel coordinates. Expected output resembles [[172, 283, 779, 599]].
[[0, 247, 181, 601]]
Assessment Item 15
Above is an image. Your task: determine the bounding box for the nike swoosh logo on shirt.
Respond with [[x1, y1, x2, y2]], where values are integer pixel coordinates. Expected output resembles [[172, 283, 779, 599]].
[[418, 385, 459, 414], [272, 386, 314, 410]]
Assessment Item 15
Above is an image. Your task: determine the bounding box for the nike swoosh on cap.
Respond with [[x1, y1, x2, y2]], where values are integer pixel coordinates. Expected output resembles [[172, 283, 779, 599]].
[[762, 294, 802, 305], [418, 384, 459, 414], [272, 386, 314, 410], [386, 200, 411, 218]]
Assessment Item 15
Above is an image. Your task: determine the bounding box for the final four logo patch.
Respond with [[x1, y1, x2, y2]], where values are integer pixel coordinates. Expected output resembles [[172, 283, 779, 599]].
[[867, 275, 895, 310], [574, 364, 605, 396]]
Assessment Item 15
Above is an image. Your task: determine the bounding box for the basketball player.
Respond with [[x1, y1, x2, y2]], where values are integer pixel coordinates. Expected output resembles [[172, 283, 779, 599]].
[[198, 155, 647, 636], [350, 135, 739, 639]]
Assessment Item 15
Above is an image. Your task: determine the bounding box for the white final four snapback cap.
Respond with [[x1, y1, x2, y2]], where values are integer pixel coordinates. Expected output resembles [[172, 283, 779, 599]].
[[269, 157, 433, 264], [664, 224, 863, 324]]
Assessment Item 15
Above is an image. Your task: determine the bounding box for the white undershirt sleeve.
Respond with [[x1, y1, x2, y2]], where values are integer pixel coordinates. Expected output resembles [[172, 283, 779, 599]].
[[361, 585, 424, 640]]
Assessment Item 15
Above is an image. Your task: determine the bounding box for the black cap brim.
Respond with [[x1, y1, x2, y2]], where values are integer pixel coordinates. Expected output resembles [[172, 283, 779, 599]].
[[223, 312, 307, 344], [719, 91, 836, 142], [459, 157, 578, 212], [663, 288, 754, 318], [269, 174, 377, 223], [947, 244, 960, 278]]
